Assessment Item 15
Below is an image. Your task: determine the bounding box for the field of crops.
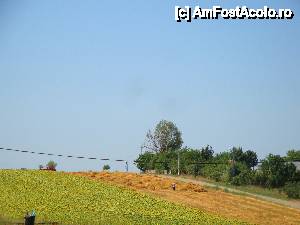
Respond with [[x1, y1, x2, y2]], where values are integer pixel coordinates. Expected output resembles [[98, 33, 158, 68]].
[[73, 171, 300, 225], [0, 170, 246, 225]]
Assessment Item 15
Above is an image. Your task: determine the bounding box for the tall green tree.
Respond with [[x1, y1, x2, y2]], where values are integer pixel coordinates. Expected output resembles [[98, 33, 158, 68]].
[[178, 148, 203, 175], [286, 150, 300, 161], [134, 152, 156, 172], [242, 150, 258, 169], [260, 154, 297, 188], [143, 120, 183, 153], [230, 147, 244, 162], [200, 145, 214, 161], [229, 147, 258, 169]]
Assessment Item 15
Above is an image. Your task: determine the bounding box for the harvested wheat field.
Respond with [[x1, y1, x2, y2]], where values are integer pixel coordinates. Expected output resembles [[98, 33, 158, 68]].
[[71, 172, 300, 225]]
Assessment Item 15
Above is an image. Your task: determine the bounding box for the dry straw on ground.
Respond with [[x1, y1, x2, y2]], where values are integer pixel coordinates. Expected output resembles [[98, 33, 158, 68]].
[[71, 172, 300, 225]]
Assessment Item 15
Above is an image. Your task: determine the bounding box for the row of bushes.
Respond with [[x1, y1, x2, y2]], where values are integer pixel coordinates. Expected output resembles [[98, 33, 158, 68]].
[[135, 148, 300, 198]]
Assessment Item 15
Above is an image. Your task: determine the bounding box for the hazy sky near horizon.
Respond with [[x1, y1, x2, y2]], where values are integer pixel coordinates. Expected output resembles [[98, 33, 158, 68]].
[[0, 0, 299, 171]]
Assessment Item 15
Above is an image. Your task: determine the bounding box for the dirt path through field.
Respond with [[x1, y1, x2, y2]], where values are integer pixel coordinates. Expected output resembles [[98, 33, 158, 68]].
[[71, 172, 300, 225]]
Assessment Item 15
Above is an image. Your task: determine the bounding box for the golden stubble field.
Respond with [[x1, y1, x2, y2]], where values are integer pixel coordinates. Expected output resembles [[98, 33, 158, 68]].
[[71, 171, 300, 225]]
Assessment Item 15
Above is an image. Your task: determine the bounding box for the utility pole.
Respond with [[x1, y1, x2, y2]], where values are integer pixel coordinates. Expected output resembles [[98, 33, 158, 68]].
[[177, 150, 180, 176], [125, 161, 128, 172]]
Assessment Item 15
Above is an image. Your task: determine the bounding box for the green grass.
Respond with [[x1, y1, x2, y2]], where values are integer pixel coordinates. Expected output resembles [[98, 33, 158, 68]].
[[179, 175, 289, 200], [225, 184, 288, 199], [0, 170, 247, 225]]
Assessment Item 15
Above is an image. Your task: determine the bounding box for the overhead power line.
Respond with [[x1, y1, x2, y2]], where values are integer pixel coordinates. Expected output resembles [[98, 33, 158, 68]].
[[0, 147, 128, 163]]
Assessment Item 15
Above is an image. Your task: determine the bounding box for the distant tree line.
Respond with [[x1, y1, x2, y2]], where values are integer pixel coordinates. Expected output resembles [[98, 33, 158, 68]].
[[135, 120, 300, 199]]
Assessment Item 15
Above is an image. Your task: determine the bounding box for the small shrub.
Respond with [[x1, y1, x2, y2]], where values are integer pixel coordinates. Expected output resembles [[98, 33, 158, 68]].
[[283, 182, 300, 199], [202, 164, 230, 182], [228, 163, 253, 186], [46, 160, 57, 171], [252, 171, 267, 186], [103, 165, 110, 171]]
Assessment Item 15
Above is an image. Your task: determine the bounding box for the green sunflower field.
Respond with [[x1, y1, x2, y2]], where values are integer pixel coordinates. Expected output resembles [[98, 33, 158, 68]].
[[0, 170, 247, 225]]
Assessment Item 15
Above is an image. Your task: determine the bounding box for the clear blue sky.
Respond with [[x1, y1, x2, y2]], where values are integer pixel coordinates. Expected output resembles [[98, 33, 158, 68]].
[[0, 0, 299, 171]]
